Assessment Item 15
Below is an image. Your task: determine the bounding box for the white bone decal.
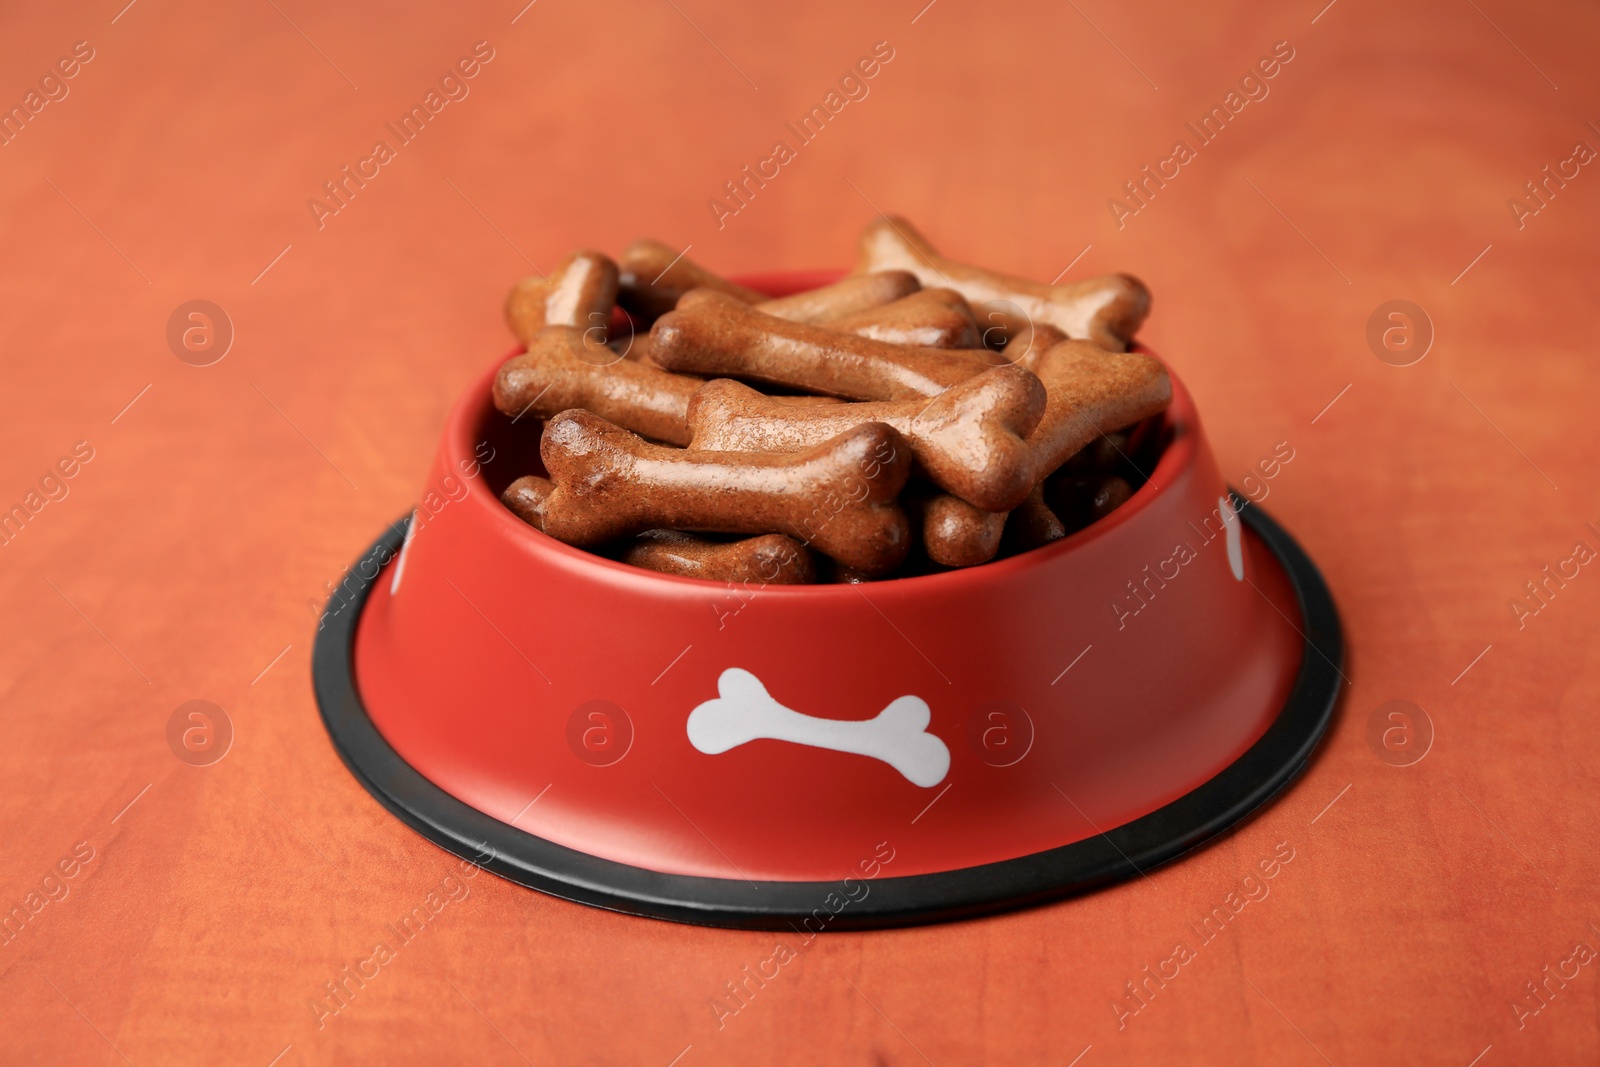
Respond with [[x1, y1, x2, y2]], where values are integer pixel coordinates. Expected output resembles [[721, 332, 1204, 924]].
[[1221, 495, 1244, 581], [686, 668, 951, 787]]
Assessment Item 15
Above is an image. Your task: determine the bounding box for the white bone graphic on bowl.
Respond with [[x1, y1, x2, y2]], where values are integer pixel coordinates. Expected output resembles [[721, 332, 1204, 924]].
[[686, 668, 951, 788], [1220, 495, 1244, 581]]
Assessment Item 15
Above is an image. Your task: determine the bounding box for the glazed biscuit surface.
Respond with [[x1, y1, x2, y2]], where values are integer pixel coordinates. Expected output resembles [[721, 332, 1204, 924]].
[[617, 239, 765, 319], [1001, 322, 1070, 368], [539, 410, 913, 576], [1025, 340, 1172, 481], [854, 216, 1150, 351], [826, 287, 983, 349], [652, 290, 988, 401], [501, 475, 553, 530], [624, 530, 816, 584], [756, 271, 921, 325], [504, 250, 619, 346], [492, 326, 703, 446], [686, 365, 1046, 512], [920, 493, 1006, 568]]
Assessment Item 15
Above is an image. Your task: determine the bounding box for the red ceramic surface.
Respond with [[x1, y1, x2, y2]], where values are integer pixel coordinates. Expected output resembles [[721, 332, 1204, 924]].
[[349, 276, 1304, 883]]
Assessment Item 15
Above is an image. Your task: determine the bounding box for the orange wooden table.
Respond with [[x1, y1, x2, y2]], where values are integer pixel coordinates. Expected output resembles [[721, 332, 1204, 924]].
[[2, 1, 1597, 1063]]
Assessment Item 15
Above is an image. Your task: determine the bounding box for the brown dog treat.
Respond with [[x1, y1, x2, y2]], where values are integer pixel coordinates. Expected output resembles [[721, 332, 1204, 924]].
[[624, 530, 816, 584], [617, 330, 663, 367], [493, 327, 702, 446], [756, 271, 921, 324], [1095, 475, 1135, 518], [504, 250, 620, 347], [616, 239, 765, 319], [653, 291, 986, 401], [1025, 340, 1171, 482], [827, 287, 983, 349], [540, 410, 912, 575], [1001, 322, 1070, 367], [687, 365, 1046, 512], [505, 277, 549, 346], [1001, 484, 1066, 554], [921, 494, 1006, 568], [501, 475, 553, 531], [854, 216, 1150, 351], [772, 394, 847, 406], [1047, 475, 1135, 534]]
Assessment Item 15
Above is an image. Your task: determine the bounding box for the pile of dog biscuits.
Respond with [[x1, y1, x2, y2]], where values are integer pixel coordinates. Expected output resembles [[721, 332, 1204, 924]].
[[494, 217, 1171, 584]]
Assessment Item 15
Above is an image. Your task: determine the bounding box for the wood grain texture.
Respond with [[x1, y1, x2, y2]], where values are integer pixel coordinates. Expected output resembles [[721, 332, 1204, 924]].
[[0, 1, 1597, 1063]]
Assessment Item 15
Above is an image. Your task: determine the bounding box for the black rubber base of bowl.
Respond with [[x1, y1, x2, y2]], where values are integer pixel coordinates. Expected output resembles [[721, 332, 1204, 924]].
[[312, 495, 1343, 930]]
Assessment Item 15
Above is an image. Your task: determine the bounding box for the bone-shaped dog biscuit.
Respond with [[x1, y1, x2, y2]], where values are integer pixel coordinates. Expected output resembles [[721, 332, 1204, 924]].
[[686, 365, 1046, 512], [501, 475, 553, 531], [504, 250, 620, 347], [504, 475, 820, 583], [540, 410, 913, 575], [686, 668, 950, 787], [854, 216, 1150, 351], [617, 332, 665, 368], [827, 287, 983, 349], [624, 530, 816, 584], [756, 271, 920, 324], [652, 290, 987, 401], [921, 493, 1006, 568], [1001, 322, 1069, 369], [617, 239, 765, 319], [493, 326, 703, 446], [1001, 484, 1066, 554], [1026, 340, 1171, 482]]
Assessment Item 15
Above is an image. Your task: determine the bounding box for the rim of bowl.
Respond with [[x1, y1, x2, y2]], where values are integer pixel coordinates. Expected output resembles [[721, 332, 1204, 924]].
[[452, 276, 1196, 597]]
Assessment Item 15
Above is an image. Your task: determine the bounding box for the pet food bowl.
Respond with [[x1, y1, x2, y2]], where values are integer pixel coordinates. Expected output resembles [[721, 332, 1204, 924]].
[[313, 271, 1342, 929]]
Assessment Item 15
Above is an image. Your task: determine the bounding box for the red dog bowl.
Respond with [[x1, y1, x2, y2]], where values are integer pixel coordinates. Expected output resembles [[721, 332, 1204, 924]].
[[313, 272, 1342, 929]]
